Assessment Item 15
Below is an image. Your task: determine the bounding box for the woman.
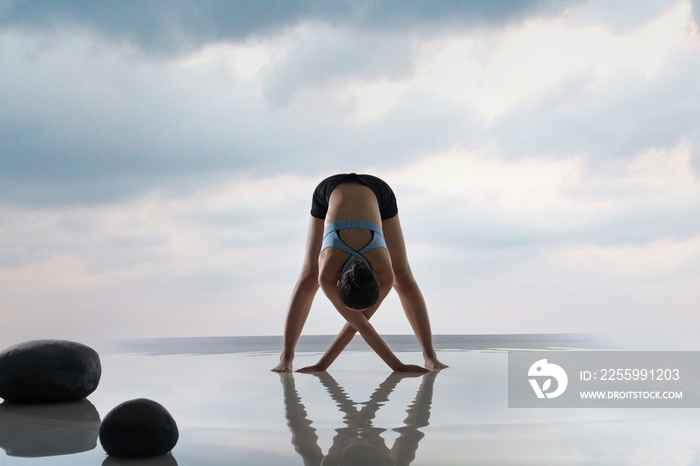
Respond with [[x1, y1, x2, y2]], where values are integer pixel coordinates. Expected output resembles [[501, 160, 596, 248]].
[[271, 173, 447, 373]]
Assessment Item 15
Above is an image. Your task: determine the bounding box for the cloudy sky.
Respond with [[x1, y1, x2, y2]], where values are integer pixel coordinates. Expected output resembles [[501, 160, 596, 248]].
[[1, 0, 699, 349]]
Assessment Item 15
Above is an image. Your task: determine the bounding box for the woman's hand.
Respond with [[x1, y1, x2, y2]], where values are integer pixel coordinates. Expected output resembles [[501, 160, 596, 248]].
[[296, 363, 328, 373], [394, 363, 430, 374]]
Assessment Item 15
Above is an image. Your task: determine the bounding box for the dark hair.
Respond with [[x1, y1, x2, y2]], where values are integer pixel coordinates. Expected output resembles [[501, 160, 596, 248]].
[[338, 260, 380, 311]]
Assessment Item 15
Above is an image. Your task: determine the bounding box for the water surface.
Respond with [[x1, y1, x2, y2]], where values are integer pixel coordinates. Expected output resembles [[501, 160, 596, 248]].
[[1, 335, 698, 465]]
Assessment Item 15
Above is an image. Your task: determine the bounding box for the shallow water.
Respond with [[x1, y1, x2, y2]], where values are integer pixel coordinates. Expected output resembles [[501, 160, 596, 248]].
[[1, 335, 699, 465]]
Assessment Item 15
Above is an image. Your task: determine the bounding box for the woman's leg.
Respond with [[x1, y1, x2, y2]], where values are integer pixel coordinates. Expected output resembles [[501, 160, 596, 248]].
[[272, 216, 325, 372], [382, 215, 447, 371]]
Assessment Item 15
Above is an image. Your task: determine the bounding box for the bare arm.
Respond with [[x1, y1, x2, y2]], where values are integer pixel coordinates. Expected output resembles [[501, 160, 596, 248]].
[[382, 215, 447, 371], [296, 293, 381, 373], [272, 217, 324, 373], [297, 256, 392, 373], [310, 277, 428, 373]]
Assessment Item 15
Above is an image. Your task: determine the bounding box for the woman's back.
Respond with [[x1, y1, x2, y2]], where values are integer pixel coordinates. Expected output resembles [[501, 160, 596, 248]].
[[320, 181, 391, 281], [325, 181, 382, 226]]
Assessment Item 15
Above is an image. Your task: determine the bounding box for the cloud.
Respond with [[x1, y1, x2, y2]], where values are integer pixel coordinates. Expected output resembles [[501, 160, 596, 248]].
[[384, 140, 700, 250], [0, 0, 579, 55], [0, 173, 322, 343], [490, 64, 699, 161], [258, 25, 417, 107], [2, 1, 700, 348], [0, 26, 482, 205], [1, 144, 699, 345], [1, 1, 698, 211], [415, 2, 697, 117], [472, 3, 700, 166], [567, 0, 686, 32]]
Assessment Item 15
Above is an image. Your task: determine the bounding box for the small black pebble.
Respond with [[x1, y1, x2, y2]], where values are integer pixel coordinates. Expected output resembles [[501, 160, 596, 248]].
[[99, 398, 178, 458]]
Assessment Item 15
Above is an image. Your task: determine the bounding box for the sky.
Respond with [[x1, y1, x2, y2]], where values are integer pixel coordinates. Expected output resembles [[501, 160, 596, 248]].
[[1, 0, 699, 349]]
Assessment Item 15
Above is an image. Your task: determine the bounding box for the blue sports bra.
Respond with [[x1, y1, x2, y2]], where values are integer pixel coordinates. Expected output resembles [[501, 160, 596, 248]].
[[320, 219, 388, 273]]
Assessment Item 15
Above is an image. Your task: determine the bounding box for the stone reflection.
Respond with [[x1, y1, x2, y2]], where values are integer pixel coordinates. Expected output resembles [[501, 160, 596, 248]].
[[0, 399, 100, 457], [280, 371, 437, 466], [102, 452, 179, 466]]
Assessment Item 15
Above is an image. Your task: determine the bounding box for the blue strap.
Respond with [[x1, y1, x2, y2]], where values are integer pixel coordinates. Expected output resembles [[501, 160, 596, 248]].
[[323, 219, 382, 235], [320, 220, 388, 272]]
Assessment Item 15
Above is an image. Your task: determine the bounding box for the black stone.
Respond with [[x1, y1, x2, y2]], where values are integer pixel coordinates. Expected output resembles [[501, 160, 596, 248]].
[[0, 340, 101, 403], [99, 399, 179, 458]]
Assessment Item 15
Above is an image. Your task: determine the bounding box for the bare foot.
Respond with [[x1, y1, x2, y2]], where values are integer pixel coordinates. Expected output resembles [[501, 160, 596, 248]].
[[296, 363, 327, 373], [271, 360, 293, 373], [425, 356, 448, 372]]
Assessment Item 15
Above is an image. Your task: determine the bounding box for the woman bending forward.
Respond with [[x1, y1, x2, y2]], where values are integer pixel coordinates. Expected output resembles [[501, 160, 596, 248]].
[[272, 173, 447, 373]]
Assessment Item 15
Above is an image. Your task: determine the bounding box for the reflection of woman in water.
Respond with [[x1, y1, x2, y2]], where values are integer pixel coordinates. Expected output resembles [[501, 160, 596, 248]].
[[272, 173, 447, 373], [279, 371, 436, 466]]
